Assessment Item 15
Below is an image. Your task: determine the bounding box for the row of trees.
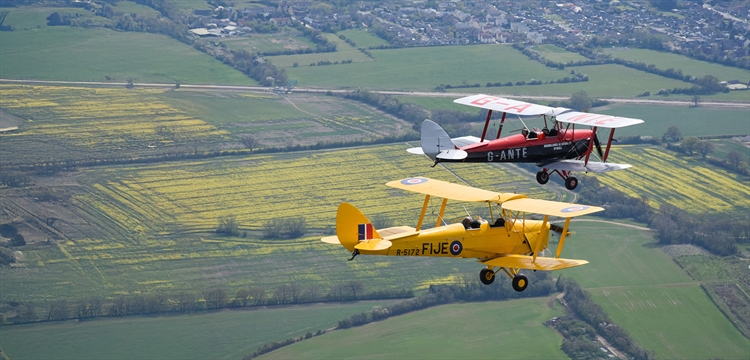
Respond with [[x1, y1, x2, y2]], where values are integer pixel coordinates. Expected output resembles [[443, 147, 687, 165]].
[[579, 176, 745, 256], [663, 126, 750, 176], [7, 281, 413, 324]]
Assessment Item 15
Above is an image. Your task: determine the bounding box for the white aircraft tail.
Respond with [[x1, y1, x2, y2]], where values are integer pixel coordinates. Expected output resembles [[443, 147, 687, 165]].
[[407, 120, 472, 161]]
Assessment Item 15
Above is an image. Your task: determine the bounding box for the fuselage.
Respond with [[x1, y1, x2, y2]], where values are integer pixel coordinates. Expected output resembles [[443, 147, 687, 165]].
[[358, 220, 550, 260], [448, 129, 593, 164]]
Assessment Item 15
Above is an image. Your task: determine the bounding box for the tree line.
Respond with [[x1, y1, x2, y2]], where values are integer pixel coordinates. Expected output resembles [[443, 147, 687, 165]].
[[578, 176, 746, 256], [1, 281, 413, 325]]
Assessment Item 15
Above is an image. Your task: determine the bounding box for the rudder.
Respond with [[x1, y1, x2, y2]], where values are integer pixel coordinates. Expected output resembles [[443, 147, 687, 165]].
[[336, 203, 381, 252]]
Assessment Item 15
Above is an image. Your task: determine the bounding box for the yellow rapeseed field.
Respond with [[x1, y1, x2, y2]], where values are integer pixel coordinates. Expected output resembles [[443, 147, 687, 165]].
[[0, 85, 229, 149], [599, 146, 750, 213]]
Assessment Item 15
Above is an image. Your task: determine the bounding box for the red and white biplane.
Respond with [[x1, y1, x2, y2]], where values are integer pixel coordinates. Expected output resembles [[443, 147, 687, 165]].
[[408, 94, 644, 190]]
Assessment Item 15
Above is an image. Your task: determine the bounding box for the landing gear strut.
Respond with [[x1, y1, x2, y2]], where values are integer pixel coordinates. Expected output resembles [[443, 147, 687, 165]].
[[347, 249, 359, 261]]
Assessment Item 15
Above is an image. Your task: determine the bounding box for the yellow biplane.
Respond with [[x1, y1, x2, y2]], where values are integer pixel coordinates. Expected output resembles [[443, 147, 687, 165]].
[[321, 177, 603, 291]]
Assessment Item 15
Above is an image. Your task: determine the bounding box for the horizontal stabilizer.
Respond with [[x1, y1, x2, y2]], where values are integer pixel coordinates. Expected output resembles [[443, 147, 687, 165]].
[[407, 147, 424, 155], [436, 149, 468, 160], [540, 159, 632, 173], [321, 236, 340, 245], [480, 254, 588, 271], [354, 239, 392, 251]]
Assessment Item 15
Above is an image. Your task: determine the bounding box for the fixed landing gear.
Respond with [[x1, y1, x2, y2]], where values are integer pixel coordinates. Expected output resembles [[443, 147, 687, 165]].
[[565, 176, 578, 190], [478, 268, 529, 292], [512, 274, 529, 292], [479, 268, 495, 285], [536, 171, 549, 185], [347, 249, 359, 261], [537, 169, 578, 190]]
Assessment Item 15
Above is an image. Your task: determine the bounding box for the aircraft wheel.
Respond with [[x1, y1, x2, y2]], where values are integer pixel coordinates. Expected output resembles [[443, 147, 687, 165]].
[[479, 269, 495, 285], [512, 274, 529, 292], [565, 176, 578, 190], [536, 171, 550, 185]]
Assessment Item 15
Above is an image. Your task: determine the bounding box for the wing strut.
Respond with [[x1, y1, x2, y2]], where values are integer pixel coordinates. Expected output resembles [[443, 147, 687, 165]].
[[436, 198, 448, 228], [495, 112, 507, 139], [602, 128, 616, 162], [480, 110, 493, 142], [532, 215, 549, 263], [555, 218, 572, 258], [416, 195, 430, 231], [583, 126, 598, 165]]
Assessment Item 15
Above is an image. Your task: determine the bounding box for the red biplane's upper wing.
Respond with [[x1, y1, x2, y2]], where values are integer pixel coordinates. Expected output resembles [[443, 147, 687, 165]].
[[454, 94, 644, 129], [555, 111, 644, 128], [454, 94, 565, 116]]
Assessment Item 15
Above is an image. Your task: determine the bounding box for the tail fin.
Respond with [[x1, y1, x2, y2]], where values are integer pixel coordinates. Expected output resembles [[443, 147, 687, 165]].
[[336, 203, 382, 252], [417, 120, 468, 161]]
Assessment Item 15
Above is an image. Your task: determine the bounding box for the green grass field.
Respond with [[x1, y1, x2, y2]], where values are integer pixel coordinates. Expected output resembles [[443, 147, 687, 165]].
[[337, 29, 390, 48], [0, 7, 252, 85], [260, 298, 567, 359], [0, 301, 398, 360], [593, 103, 750, 138], [604, 48, 750, 83], [534, 44, 589, 63], [561, 222, 749, 359], [590, 285, 749, 359], [265, 33, 373, 69], [281, 44, 569, 91]]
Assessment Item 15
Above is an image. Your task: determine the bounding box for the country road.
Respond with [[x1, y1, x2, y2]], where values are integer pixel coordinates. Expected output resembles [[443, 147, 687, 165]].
[[2, 78, 749, 108]]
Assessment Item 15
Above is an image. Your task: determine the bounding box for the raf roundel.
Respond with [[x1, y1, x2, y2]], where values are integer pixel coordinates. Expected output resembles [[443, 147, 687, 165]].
[[450, 241, 462, 256], [561, 205, 590, 213], [400, 177, 429, 185]]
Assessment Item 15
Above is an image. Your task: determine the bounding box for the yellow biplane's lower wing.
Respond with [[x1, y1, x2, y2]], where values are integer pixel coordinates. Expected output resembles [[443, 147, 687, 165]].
[[480, 254, 588, 271]]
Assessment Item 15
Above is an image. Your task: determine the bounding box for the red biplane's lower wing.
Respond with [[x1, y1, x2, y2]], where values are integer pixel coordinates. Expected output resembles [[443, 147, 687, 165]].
[[539, 159, 632, 173]]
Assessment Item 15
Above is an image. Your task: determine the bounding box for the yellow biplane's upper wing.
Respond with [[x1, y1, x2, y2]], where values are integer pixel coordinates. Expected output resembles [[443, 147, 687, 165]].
[[480, 254, 588, 271], [386, 177, 526, 203], [502, 198, 604, 218]]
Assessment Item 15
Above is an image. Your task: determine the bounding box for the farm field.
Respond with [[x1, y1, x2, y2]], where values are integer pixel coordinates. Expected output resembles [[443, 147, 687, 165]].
[[281, 44, 569, 91], [0, 8, 252, 85], [596, 146, 750, 214], [0, 85, 414, 166], [590, 286, 749, 359], [260, 298, 568, 360], [0, 143, 556, 304], [0, 300, 399, 360], [593, 103, 750, 138], [603, 48, 750, 83], [534, 44, 589, 63], [559, 222, 749, 359], [265, 33, 373, 69], [337, 29, 390, 49]]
